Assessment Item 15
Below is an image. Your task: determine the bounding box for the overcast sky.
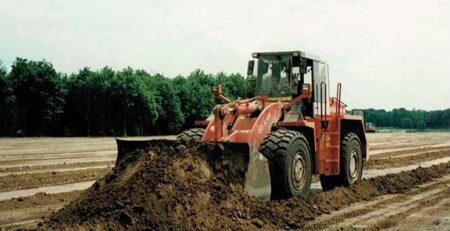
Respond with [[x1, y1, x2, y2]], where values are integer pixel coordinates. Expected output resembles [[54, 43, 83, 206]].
[[0, 0, 449, 110]]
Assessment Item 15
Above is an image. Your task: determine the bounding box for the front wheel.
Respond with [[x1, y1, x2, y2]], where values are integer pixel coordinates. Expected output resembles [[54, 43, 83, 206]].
[[260, 130, 312, 199], [320, 132, 363, 191]]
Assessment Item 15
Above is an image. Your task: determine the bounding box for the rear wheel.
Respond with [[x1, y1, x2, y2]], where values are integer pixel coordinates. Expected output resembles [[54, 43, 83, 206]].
[[260, 130, 312, 199], [320, 132, 363, 191], [177, 128, 205, 141]]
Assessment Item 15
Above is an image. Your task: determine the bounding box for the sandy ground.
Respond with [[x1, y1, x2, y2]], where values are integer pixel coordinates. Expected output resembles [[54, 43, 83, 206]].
[[0, 133, 449, 230]]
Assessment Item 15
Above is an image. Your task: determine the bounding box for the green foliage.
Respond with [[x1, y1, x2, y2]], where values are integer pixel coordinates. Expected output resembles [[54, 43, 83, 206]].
[[0, 61, 14, 134], [0, 56, 448, 136], [8, 58, 64, 135], [365, 108, 450, 130], [141, 72, 183, 134], [64, 67, 160, 136], [172, 69, 219, 128], [0, 61, 11, 106], [216, 72, 246, 99], [109, 67, 160, 136], [0, 58, 250, 136]]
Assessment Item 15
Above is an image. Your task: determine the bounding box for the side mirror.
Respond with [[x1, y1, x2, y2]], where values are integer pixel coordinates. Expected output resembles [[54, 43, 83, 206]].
[[247, 60, 255, 76]]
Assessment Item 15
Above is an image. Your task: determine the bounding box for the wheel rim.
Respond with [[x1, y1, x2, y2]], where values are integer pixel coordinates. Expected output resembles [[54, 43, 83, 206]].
[[292, 152, 306, 190], [349, 149, 360, 181]]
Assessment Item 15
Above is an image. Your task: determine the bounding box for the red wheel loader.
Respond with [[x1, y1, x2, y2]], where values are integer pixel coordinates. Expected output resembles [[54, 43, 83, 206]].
[[117, 51, 369, 201]]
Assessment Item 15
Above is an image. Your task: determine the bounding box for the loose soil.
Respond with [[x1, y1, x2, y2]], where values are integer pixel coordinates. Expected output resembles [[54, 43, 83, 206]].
[[0, 191, 82, 212], [0, 191, 84, 230], [43, 140, 450, 230], [0, 161, 114, 175], [366, 149, 450, 169], [305, 175, 450, 230], [370, 146, 450, 159], [0, 168, 111, 192]]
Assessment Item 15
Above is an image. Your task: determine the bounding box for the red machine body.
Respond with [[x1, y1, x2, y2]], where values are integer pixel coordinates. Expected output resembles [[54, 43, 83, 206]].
[[200, 84, 368, 176], [181, 51, 369, 200]]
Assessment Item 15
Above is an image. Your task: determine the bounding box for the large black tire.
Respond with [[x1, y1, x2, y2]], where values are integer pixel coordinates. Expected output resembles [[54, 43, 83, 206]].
[[176, 128, 205, 141], [260, 130, 312, 199], [320, 132, 363, 191]]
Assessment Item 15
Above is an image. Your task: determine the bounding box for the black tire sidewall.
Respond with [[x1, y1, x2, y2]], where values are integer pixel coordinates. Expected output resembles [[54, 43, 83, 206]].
[[341, 134, 363, 185], [284, 136, 312, 197]]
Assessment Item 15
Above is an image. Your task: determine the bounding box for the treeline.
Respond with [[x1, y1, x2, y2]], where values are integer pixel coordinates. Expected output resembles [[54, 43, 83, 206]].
[[0, 58, 449, 136], [365, 108, 450, 130], [0, 58, 248, 136]]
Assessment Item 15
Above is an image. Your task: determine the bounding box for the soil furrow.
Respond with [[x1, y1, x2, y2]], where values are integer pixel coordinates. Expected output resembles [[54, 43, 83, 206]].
[[0, 161, 114, 174], [0, 168, 110, 192], [366, 149, 450, 169], [371, 146, 450, 159]]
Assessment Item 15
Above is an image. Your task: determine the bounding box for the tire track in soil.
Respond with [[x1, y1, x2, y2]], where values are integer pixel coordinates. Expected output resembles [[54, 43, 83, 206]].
[[386, 198, 450, 231], [361, 189, 449, 231], [304, 175, 450, 230]]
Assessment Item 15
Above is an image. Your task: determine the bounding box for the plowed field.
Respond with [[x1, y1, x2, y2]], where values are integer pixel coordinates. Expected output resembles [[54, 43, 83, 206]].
[[0, 132, 449, 230]]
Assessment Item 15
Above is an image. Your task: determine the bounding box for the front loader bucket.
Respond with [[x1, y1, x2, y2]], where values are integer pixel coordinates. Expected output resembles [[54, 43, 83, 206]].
[[115, 139, 271, 201], [244, 145, 271, 201]]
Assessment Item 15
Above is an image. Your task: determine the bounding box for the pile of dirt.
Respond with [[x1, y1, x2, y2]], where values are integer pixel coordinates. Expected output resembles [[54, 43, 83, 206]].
[[43, 140, 450, 230], [43, 140, 264, 230]]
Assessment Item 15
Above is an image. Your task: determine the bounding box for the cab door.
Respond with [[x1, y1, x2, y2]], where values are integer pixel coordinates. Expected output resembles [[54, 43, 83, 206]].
[[313, 61, 330, 117]]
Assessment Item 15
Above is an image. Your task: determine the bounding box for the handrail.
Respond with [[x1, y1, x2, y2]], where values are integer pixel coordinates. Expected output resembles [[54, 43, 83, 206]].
[[320, 81, 328, 130], [336, 83, 342, 116]]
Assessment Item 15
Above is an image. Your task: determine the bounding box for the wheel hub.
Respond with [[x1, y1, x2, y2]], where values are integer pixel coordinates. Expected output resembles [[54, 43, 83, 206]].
[[349, 149, 360, 181], [292, 152, 306, 190]]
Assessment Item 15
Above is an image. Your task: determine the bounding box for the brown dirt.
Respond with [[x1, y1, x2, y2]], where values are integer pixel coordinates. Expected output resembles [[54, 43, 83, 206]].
[[366, 149, 450, 169], [0, 191, 82, 212], [0, 191, 84, 230], [371, 146, 450, 159], [41, 140, 450, 231], [303, 175, 450, 230], [0, 168, 111, 192], [386, 197, 450, 231], [0, 156, 114, 166], [370, 196, 448, 231], [0, 161, 114, 174]]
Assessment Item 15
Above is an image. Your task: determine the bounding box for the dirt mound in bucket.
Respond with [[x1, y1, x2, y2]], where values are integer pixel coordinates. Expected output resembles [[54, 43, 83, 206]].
[[42, 140, 450, 230]]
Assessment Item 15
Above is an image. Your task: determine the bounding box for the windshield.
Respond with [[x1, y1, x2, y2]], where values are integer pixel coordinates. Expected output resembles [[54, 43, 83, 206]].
[[255, 54, 293, 97]]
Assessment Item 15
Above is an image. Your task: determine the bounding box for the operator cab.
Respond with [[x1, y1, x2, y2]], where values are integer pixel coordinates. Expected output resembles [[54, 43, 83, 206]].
[[247, 51, 330, 117]]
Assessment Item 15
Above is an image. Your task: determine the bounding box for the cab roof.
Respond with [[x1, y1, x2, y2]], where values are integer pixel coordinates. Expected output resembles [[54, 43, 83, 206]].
[[252, 50, 326, 63]]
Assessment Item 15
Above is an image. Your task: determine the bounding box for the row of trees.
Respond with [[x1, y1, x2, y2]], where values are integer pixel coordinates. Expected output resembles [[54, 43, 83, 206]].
[[0, 58, 246, 136], [0, 58, 448, 136], [365, 108, 450, 130]]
